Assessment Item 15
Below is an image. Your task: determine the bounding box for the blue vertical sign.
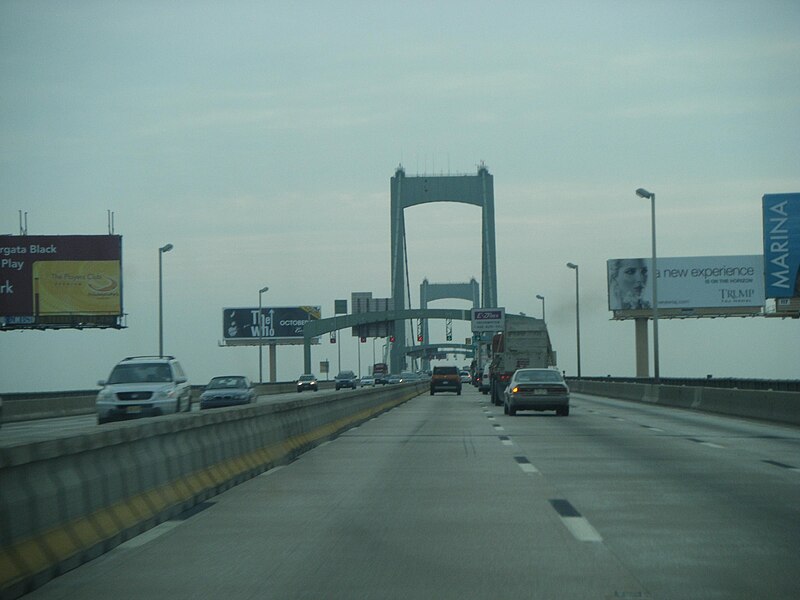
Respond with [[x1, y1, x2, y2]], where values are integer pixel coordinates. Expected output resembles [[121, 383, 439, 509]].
[[763, 193, 800, 298]]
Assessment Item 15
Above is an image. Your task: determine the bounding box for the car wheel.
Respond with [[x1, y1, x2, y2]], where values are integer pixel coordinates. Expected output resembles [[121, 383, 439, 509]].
[[186, 395, 192, 412], [557, 407, 570, 416], [430, 389, 434, 395], [503, 401, 508, 415], [175, 397, 181, 413], [508, 402, 517, 416]]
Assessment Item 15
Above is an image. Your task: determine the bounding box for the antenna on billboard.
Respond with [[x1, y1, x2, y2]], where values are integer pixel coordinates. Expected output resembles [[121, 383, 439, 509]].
[[107, 210, 115, 234], [19, 210, 28, 235]]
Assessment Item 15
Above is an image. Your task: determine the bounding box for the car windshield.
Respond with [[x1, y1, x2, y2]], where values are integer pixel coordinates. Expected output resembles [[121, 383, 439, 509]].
[[107, 363, 172, 384], [207, 377, 246, 389], [299, 375, 315, 381], [515, 370, 563, 383], [434, 367, 458, 374]]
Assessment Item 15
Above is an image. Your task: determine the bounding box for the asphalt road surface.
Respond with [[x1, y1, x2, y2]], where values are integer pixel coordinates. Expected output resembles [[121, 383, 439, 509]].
[[22, 386, 800, 599]]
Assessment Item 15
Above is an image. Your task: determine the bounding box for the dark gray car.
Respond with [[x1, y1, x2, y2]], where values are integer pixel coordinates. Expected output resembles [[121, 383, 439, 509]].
[[200, 376, 256, 409], [335, 370, 358, 390]]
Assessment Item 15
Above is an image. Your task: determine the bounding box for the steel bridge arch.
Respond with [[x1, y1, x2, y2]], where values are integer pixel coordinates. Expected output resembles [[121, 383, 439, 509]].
[[303, 308, 472, 374], [419, 278, 480, 370], [390, 164, 497, 373]]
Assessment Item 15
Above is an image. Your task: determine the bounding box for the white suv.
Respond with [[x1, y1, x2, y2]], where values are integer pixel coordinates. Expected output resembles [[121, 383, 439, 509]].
[[96, 356, 192, 424]]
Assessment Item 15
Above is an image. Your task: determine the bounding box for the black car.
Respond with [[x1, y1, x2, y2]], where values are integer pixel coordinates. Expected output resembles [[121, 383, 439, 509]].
[[200, 376, 256, 409], [296, 373, 318, 392], [334, 370, 358, 390]]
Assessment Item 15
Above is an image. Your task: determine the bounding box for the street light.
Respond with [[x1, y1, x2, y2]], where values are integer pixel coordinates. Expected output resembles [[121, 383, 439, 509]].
[[566, 263, 581, 378], [536, 294, 546, 321], [258, 285, 269, 383], [636, 187, 660, 383], [158, 243, 173, 357]]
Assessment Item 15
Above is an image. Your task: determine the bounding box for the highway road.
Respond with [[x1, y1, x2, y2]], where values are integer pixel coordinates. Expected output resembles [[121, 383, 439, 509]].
[[16, 386, 800, 599]]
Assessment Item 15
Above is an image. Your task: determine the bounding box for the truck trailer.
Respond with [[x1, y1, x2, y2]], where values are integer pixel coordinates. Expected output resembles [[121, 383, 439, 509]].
[[488, 314, 557, 406]]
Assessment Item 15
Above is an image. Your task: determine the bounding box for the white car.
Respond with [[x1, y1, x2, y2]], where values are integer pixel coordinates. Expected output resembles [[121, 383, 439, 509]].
[[96, 356, 192, 424], [503, 368, 570, 416], [359, 376, 376, 387], [479, 364, 491, 394]]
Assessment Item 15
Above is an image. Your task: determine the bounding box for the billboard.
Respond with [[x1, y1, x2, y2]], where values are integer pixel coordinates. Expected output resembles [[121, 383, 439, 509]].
[[607, 255, 764, 313], [763, 193, 800, 299], [0, 235, 123, 329], [223, 306, 321, 345]]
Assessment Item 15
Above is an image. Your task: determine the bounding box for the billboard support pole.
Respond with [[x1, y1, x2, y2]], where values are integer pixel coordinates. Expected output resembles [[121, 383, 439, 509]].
[[635, 318, 649, 377], [269, 344, 277, 383], [258, 286, 269, 383]]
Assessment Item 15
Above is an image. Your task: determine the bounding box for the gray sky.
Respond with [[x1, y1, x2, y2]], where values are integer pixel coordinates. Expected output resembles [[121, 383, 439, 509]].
[[2, 1, 799, 392]]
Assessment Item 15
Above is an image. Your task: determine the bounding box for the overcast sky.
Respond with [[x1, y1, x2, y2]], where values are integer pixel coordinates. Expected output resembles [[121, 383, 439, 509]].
[[2, 1, 799, 392]]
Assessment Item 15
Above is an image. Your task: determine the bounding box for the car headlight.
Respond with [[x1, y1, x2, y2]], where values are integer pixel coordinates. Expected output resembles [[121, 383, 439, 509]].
[[97, 389, 112, 402], [153, 387, 178, 401]]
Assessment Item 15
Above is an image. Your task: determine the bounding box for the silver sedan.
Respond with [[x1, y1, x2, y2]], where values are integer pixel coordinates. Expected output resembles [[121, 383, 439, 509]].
[[503, 368, 570, 416]]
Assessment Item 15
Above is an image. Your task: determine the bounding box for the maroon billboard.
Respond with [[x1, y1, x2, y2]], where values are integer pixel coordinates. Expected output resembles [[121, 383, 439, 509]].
[[0, 235, 123, 329]]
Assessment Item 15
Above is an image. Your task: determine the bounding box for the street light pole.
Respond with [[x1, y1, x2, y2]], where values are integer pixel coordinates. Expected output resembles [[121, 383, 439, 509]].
[[636, 188, 660, 383], [536, 294, 546, 321], [566, 263, 581, 378], [158, 243, 173, 357], [258, 286, 269, 383]]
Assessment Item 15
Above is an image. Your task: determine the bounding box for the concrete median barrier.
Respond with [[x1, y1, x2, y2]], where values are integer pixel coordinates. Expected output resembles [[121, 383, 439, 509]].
[[0, 382, 426, 599], [569, 380, 800, 426], [0, 381, 337, 424]]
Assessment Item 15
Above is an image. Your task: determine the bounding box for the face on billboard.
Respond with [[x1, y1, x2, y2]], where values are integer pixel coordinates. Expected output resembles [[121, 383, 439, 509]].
[[608, 259, 651, 310]]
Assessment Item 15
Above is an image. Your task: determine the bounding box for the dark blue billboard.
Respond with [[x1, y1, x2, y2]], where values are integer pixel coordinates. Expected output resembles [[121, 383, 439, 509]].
[[223, 306, 321, 344], [763, 194, 800, 299]]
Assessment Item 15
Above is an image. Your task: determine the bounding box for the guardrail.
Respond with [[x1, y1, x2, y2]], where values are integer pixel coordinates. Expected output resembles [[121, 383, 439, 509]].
[[0, 382, 427, 599], [568, 379, 800, 426]]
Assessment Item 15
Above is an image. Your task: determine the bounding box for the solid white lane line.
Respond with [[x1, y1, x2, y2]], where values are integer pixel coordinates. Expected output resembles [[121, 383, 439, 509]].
[[118, 521, 184, 549]]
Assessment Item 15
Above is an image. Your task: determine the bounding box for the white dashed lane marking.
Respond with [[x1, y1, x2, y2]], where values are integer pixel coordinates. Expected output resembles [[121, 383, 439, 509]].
[[514, 456, 539, 474], [550, 499, 603, 542]]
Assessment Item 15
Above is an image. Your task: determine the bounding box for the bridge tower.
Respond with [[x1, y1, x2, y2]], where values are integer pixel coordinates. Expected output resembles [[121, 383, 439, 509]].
[[390, 164, 497, 373], [419, 278, 480, 370]]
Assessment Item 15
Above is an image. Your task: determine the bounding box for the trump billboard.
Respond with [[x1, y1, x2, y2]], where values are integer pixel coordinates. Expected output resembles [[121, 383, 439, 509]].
[[763, 193, 800, 299], [0, 235, 123, 329], [608, 255, 765, 314]]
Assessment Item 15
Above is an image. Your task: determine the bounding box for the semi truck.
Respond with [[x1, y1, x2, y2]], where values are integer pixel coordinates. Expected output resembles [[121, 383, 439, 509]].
[[372, 362, 389, 384], [487, 314, 557, 406]]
